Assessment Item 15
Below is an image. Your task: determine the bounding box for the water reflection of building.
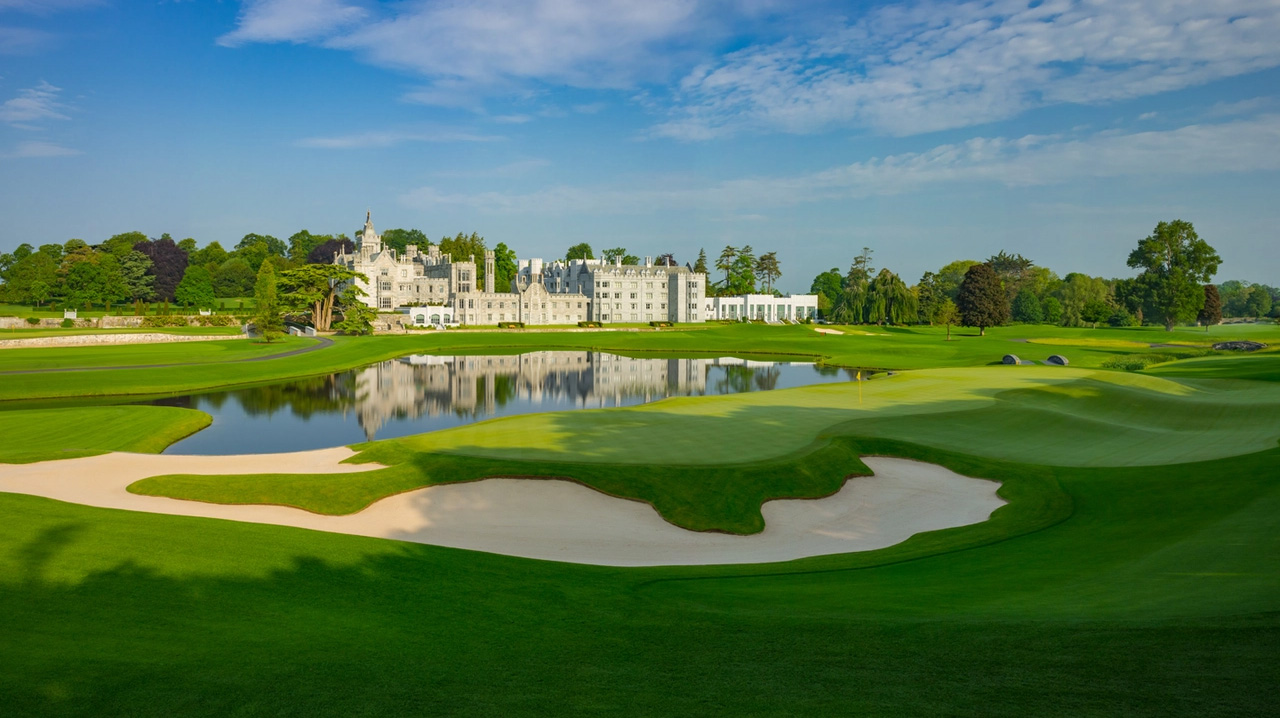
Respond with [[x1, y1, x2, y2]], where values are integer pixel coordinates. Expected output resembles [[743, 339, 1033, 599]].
[[351, 351, 757, 440]]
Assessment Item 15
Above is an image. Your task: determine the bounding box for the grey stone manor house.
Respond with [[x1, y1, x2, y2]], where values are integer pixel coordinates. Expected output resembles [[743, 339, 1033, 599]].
[[335, 212, 708, 326]]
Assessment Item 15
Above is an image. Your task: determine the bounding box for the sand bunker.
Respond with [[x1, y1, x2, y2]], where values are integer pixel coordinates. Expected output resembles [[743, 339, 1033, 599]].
[[0, 451, 1004, 566]]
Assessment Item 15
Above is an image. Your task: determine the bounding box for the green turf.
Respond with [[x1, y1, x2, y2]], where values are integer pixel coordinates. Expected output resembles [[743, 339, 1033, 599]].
[[0, 335, 311, 372], [3, 443, 1276, 715], [0, 406, 211, 463], [3, 323, 1280, 715]]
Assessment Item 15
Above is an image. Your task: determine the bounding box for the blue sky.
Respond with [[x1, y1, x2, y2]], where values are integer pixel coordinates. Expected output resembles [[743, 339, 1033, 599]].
[[2, 0, 1278, 292]]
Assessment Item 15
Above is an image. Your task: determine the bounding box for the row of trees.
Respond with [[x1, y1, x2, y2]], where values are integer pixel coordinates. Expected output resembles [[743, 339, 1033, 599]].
[[810, 220, 1248, 332], [0, 226, 520, 308]]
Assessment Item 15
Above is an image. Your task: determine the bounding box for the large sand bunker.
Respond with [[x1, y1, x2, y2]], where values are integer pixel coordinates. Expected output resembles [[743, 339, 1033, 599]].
[[0, 450, 1004, 566]]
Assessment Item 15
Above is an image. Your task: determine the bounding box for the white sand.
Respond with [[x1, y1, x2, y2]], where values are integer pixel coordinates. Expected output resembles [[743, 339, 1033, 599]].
[[0, 451, 1004, 566]]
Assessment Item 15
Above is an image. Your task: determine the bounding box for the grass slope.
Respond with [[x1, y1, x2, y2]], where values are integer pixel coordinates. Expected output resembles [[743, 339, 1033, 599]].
[[0, 406, 211, 463], [0, 335, 309, 372], [3, 443, 1277, 716]]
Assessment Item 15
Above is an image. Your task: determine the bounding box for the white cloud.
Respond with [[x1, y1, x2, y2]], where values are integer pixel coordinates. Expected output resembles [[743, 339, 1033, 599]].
[[8, 140, 79, 157], [0, 80, 68, 125], [0, 25, 48, 54], [1138, 112, 1158, 121], [295, 127, 505, 148], [218, 0, 368, 46], [654, 0, 1280, 139], [400, 116, 1280, 214]]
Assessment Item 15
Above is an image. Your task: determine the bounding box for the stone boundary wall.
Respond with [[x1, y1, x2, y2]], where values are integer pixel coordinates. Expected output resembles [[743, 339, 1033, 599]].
[[0, 315, 244, 330], [0, 333, 249, 349]]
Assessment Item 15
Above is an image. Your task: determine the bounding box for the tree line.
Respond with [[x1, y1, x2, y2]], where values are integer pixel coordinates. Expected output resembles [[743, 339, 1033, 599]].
[[811, 220, 1267, 333], [0, 227, 519, 310]]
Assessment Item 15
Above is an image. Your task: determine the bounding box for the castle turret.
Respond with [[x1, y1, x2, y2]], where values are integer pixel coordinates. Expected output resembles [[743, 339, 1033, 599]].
[[484, 249, 495, 292], [359, 210, 382, 255]]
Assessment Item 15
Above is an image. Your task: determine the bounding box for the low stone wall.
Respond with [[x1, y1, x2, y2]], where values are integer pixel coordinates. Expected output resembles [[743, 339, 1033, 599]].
[[0, 315, 241, 330], [0, 333, 249, 349]]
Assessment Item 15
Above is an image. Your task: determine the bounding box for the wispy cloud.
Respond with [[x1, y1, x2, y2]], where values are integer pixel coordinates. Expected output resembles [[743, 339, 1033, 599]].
[[401, 116, 1280, 214], [0, 25, 49, 54], [653, 0, 1280, 139], [221, 0, 783, 97], [218, 0, 368, 46], [0, 0, 102, 12], [432, 158, 551, 179], [7, 140, 80, 157], [0, 80, 69, 125], [295, 127, 505, 149]]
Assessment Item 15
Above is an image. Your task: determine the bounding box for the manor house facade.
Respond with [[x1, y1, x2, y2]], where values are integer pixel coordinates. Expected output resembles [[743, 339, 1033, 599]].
[[335, 212, 706, 325]]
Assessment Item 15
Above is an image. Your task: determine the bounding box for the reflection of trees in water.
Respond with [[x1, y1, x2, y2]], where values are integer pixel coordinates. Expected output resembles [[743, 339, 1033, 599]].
[[220, 374, 354, 419], [713, 366, 757, 394], [754, 366, 780, 391]]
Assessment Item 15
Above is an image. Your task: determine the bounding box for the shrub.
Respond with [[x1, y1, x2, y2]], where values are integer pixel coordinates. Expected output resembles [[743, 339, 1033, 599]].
[[497, 322, 525, 329], [649, 321, 673, 328], [60, 318, 75, 328], [191, 314, 237, 327], [1107, 309, 1139, 327], [577, 321, 602, 328], [140, 315, 190, 328], [25, 317, 40, 326]]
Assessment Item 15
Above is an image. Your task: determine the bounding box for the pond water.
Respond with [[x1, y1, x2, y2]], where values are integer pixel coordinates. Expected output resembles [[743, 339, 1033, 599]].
[[155, 351, 864, 455]]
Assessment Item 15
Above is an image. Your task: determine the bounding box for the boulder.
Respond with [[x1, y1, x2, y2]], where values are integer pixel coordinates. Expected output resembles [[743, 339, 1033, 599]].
[[1002, 354, 1021, 365], [1213, 341, 1267, 352], [1046, 354, 1069, 366]]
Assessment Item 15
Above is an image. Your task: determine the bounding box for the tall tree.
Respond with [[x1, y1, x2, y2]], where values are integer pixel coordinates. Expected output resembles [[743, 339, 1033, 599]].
[[867, 269, 917, 325], [956, 263, 1008, 336], [189, 241, 228, 270], [1011, 289, 1043, 323], [1197, 284, 1222, 329], [937, 299, 960, 340], [493, 242, 518, 292], [693, 248, 708, 276], [333, 286, 376, 335], [118, 250, 155, 302], [915, 271, 944, 324], [213, 257, 257, 298], [810, 268, 843, 318], [175, 265, 216, 308], [439, 232, 486, 263], [754, 252, 781, 293], [730, 245, 757, 295], [715, 246, 737, 294], [380, 228, 429, 254], [935, 259, 978, 300], [601, 247, 629, 263], [253, 262, 285, 343], [306, 238, 355, 264], [565, 242, 594, 261], [1126, 219, 1221, 331], [133, 236, 188, 302], [99, 231, 149, 258], [1042, 296, 1064, 325], [278, 264, 365, 332], [235, 233, 286, 257], [177, 238, 198, 254]]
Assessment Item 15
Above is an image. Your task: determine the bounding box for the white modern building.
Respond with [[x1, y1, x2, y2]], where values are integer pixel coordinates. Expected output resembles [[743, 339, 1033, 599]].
[[703, 293, 818, 322]]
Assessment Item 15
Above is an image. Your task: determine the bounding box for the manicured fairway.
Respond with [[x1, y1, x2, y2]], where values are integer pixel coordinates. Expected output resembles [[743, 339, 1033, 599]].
[[1, 324, 1278, 716], [1, 443, 1276, 715], [0, 406, 210, 463], [0, 335, 310, 372]]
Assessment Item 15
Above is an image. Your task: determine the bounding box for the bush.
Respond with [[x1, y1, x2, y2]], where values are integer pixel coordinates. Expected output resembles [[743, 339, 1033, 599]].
[[1107, 309, 1139, 327], [140, 316, 190, 328], [649, 321, 673, 328], [190, 314, 238, 327], [25, 317, 40, 326], [60, 318, 75, 328], [577, 321, 602, 328], [497, 322, 525, 329], [1101, 354, 1166, 372]]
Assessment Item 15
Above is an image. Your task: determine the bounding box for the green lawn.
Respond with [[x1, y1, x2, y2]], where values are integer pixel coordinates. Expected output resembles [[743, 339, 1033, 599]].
[[0, 406, 210, 463], [0, 335, 309, 373], [2, 324, 1279, 715]]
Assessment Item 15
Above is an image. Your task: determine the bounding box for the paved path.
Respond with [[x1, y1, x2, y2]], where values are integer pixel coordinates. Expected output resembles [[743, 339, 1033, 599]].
[[0, 452, 1005, 566], [0, 336, 334, 376]]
